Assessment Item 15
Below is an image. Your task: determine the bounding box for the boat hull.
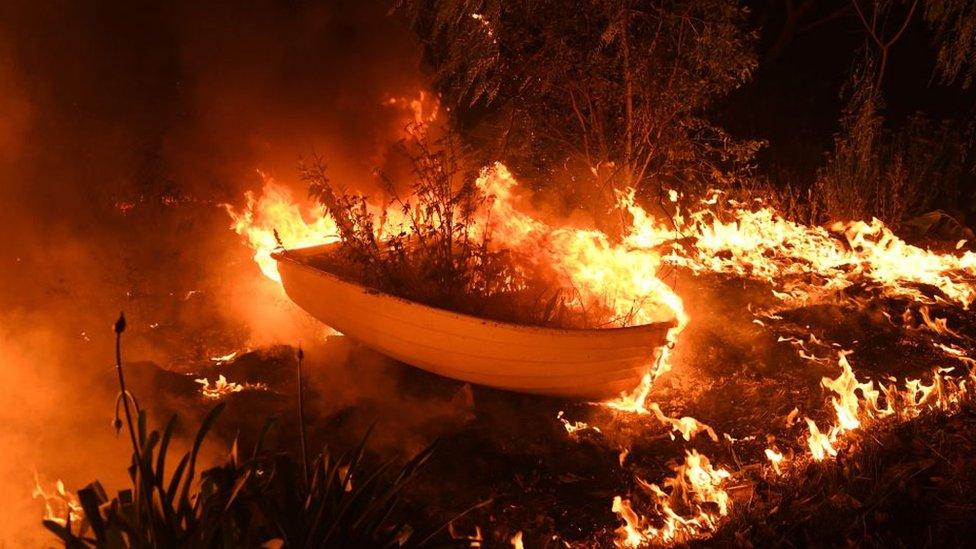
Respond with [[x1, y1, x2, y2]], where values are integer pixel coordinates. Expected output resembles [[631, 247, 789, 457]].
[[273, 245, 675, 398]]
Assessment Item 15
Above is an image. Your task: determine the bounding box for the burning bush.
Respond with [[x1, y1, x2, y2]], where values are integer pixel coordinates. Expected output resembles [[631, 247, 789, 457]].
[[300, 125, 616, 329]]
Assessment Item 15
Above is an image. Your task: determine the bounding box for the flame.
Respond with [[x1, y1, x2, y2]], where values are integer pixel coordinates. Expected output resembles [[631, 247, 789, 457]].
[[557, 410, 601, 435], [225, 162, 976, 546], [612, 450, 732, 546], [640, 194, 976, 308], [195, 374, 267, 400], [804, 351, 974, 461], [605, 345, 675, 413], [33, 474, 83, 530], [646, 403, 718, 442], [224, 174, 341, 282], [210, 351, 239, 363], [764, 448, 785, 475], [473, 164, 685, 329], [804, 417, 837, 461]]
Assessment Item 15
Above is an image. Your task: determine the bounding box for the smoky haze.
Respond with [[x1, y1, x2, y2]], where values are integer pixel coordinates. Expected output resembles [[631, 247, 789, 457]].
[[0, 0, 436, 542]]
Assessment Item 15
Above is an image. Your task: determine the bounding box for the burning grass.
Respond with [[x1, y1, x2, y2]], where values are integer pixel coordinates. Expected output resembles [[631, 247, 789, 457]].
[[218, 158, 976, 546], [706, 404, 976, 547]]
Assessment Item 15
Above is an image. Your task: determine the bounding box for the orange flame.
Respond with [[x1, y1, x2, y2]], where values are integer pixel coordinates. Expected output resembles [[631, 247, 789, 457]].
[[612, 450, 732, 546], [224, 174, 341, 282], [805, 351, 974, 461], [641, 193, 976, 308], [32, 474, 83, 531]]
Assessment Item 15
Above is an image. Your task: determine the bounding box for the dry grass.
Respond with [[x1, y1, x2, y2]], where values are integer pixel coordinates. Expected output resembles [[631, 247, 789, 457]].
[[703, 405, 976, 547]]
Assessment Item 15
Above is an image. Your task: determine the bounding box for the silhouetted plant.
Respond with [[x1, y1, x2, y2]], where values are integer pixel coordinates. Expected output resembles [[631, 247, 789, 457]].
[[43, 313, 470, 548], [814, 54, 972, 226]]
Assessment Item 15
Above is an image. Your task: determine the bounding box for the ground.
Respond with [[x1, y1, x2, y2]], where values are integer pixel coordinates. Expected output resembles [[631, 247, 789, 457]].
[[108, 264, 976, 547]]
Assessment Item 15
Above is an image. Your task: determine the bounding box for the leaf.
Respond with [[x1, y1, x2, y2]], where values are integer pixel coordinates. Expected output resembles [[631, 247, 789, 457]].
[[78, 482, 109, 540], [156, 415, 177, 487]]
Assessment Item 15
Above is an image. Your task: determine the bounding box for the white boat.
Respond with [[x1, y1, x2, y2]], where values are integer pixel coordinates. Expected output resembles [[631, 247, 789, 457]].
[[273, 244, 675, 398]]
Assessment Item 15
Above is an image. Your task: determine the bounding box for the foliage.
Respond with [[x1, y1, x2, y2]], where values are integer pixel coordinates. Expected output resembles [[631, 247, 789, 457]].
[[396, 0, 761, 215], [924, 0, 976, 88], [813, 55, 972, 225], [43, 314, 467, 548], [43, 403, 240, 547], [304, 125, 586, 328], [305, 124, 498, 304], [250, 434, 453, 547]]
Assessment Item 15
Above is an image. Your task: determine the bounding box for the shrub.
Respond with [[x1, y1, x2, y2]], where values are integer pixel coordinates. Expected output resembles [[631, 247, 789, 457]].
[[302, 125, 587, 328], [813, 58, 971, 226]]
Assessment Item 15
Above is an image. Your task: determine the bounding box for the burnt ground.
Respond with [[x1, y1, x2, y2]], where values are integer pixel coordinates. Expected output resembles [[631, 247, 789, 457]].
[[107, 267, 976, 547]]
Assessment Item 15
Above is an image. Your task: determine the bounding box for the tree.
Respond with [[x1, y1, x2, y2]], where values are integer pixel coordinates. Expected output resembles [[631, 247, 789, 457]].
[[850, 0, 919, 87], [924, 0, 976, 88], [396, 0, 760, 218]]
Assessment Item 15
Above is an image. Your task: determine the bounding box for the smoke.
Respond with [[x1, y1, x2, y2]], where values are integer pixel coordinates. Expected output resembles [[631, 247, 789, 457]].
[[0, 0, 445, 541]]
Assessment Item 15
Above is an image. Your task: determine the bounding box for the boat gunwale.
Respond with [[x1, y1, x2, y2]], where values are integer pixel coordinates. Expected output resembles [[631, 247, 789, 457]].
[[272, 244, 677, 337]]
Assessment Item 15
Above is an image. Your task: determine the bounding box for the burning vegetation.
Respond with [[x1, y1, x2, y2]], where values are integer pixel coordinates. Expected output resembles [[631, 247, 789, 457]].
[[9, 0, 976, 547], [224, 144, 976, 545]]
